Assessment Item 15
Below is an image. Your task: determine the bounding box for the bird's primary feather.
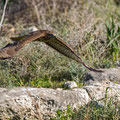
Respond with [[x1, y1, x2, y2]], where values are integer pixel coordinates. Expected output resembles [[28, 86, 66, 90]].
[[45, 38, 103, 72]]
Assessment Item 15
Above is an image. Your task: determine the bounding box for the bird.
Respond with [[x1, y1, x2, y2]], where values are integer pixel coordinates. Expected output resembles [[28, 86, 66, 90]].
[[0, 30, 103, 72]]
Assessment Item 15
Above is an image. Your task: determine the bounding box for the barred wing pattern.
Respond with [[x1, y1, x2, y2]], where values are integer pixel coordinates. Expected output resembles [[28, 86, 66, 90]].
[[45, 38, 103, 72], [0, 30, 103, 72]]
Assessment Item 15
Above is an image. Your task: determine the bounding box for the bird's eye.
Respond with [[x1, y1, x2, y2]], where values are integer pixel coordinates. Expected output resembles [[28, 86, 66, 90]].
[[47, 33, 54, 38]]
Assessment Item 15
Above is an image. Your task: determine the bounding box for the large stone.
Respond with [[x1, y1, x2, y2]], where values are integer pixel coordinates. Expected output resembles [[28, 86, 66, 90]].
[[0, 82, 120, 120], [0, 87, 89, 120], [85, 67, 120, 85], [84, 84, 120, 101]]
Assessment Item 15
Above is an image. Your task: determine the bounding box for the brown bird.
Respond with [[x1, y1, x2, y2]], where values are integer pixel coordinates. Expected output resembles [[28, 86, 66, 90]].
[[0, 30, 103, 72]]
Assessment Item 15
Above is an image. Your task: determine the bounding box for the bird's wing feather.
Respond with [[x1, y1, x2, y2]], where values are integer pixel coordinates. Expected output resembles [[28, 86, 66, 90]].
[[45, 38, 79, 61], [11, 36, 25, 41], [45, 37, 103, 72]]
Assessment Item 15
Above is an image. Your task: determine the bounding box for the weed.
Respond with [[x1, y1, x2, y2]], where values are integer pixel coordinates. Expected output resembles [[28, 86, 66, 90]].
[[52, 105, 75, 120], [106, 17, 120, 62]]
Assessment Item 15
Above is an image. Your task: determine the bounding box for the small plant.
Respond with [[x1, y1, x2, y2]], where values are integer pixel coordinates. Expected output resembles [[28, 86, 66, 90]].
[[52, 105, 75, 120], [106, 17, 120, 62]]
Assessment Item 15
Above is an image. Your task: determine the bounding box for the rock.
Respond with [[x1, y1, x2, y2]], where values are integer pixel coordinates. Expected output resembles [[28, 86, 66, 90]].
[[85, 67, 120, 85], [84, 84, 120, 105], [0, 87, 90, 120], [0, 81, 120, 120], [64, 81, 78, 89], [26, 26, 38, 32]]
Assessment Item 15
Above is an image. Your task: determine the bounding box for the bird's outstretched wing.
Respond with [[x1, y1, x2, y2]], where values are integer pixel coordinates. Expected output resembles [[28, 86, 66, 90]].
[[45, 37, 103, 72], [0, 30, 103, 72]]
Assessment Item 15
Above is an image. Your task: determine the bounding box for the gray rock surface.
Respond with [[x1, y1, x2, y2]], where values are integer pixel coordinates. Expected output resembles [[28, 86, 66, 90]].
[[0, 87, 89, 120], [0, 84, 120, 120], [84, 84, 120, 100], [85, 67, 120, 85]]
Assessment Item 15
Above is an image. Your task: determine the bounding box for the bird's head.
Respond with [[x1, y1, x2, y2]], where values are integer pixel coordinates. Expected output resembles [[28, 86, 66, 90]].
[[46, 33, 54, 38], [45, 33, 56, 39], [39, 30, 57, 42]]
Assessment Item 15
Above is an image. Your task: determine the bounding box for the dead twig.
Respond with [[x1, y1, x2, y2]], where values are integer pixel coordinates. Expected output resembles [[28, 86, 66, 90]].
[[0, 0, 9, 31], [26, 88, 43, 120], [31, 0, 41, 24]]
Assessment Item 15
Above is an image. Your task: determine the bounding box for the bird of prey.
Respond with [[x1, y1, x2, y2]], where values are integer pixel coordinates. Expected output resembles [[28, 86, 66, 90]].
[[0, 30, 103, 72]]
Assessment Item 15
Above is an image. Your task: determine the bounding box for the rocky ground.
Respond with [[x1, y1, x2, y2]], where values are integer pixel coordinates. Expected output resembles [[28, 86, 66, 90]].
[[0, 68, 120, 120]]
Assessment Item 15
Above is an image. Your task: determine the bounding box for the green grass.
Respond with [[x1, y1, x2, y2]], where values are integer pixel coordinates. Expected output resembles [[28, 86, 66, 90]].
[[52, 105, 75, 120], [106, 17, 120, 62]]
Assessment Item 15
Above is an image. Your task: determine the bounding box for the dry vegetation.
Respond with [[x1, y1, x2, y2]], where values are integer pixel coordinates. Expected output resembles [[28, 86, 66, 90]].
[[0, 0, 120, 88]]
